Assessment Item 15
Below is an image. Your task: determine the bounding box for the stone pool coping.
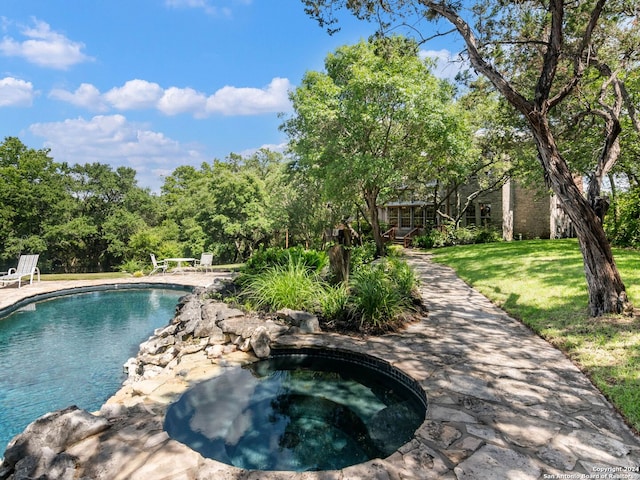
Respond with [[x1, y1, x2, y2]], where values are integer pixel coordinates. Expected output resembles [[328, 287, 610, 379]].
[[2, 254, 640, 479], [0, 272, 230, 316]]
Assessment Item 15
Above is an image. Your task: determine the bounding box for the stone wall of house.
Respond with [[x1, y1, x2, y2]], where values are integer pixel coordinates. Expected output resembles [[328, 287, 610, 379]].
[[511, 182, 551, 239]]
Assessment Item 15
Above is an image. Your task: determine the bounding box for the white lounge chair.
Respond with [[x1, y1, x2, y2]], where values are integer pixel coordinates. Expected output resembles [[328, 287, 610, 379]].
[[149, 254, 168, 275], [194, 253, 214, 272], [0, 254, 40, 288]]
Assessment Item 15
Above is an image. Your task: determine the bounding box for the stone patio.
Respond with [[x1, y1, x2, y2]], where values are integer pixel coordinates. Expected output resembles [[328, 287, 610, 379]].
[[1, 252, 640, 479]]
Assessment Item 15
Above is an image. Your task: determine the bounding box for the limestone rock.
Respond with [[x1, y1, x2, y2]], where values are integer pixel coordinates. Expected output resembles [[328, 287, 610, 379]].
[[276, 308, 321, 333], [250, 326, 271, 358], [454, 444, 541, 479], [2, 406, 110, 478], [139, 335, 175, 356], [218, 316, 265, 339]]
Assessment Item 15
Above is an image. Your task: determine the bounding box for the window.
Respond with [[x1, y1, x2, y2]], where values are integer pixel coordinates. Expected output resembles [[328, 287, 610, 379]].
[[466, 204, 477, 226], [425, 205, 436, 227], [400, 207, 411, 228], [480, 203, 492, 225], [413, 206, 424, 228], [388, 208, 399, 226]]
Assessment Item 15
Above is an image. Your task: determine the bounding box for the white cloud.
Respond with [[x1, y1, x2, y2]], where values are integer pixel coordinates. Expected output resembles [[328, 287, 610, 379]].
[[0, 77, 37, 107], [0, 19, 92, 69], [158, 87, 207, 116], [50, 77, 292, 117], [420, 48, 467, 81], [206, 77, 292, 116], [103, 79, 164, 110], [49, 83, 108, 112], [28, 114, 208, 191]]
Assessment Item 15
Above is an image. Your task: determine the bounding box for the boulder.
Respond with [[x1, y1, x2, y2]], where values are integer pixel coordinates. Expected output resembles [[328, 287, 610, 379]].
[[276, 309, 321, 333], [139, 335, 175, 356], [217, 316, 265, 339], [250, 326, 271, 358], [195, 302, 227, 342], [2, 406, 109, 478]]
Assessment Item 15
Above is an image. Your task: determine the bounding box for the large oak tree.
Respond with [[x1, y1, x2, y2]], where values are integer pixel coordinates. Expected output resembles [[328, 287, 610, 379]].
[[303, 0, 639, 316], [282, 37, 472, 255]]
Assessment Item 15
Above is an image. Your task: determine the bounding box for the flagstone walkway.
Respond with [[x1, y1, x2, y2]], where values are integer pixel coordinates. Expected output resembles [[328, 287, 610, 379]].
[[1, 253, 640, 479]]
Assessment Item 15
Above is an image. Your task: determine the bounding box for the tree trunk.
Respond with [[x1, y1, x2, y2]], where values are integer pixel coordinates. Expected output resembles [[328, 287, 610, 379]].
[[529, 114, 629, 316], [365, 191, 385, 257]]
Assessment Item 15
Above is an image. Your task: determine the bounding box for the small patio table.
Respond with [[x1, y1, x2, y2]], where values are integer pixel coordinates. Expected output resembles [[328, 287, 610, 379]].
[[164, 258, 196, 274]]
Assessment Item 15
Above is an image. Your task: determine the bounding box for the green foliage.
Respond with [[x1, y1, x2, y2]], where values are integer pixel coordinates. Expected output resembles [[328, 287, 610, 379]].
[[237, 244, 418, 332], [318, 283, 350, 319], [474, 226, 503, 244], [349, 261, 406, 330], [606, 187, 640, 248], [242, 246, 328, 276], [348, 241, 377, 272], [385, 257, 418, 298], [119, 259, 146, 274], [283, 36, 473, 255], [414, 225, 503, 248], [242, 257, 325, 311]]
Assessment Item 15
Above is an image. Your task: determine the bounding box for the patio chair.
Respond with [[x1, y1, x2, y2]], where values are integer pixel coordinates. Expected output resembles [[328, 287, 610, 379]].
[[149, 254, 168, 275], [194, 253, 214, 272], [0, 254, 40, 288]]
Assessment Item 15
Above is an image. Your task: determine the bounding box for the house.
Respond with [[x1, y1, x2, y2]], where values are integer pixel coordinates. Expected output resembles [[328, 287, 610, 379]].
[[380, 178, 574, 243]]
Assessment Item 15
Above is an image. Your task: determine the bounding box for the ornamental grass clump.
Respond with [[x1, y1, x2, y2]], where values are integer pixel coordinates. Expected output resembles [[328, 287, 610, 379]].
[[243, 256, 325, 312], [318, 283, 350, 320], [349, 259, 417, 331]]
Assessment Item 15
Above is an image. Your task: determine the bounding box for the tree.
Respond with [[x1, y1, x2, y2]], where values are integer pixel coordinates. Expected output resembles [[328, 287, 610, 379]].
[[282, 37, 472, 255], [302, 0, 639, 316], [199, 154, 284, 262], [0, 137, 69, 269], [64, 162, 155, 271]]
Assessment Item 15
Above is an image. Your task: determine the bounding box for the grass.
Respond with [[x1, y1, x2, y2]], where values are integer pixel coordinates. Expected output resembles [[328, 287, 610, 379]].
[[242, 258, 325, 311], [429, 238, 640, 433]]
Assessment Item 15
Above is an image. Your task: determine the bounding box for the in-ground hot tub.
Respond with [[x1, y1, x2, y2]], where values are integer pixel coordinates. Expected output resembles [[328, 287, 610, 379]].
[[164, 348, 427, 472]]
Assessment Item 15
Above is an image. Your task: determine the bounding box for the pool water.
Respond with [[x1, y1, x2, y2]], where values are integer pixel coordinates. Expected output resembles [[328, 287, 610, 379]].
[[164, 351, 426, 471], [0, 288, 186, 451]]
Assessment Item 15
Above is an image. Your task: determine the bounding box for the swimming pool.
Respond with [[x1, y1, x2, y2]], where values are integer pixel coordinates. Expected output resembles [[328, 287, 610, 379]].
[[0, 287, 187, 452]]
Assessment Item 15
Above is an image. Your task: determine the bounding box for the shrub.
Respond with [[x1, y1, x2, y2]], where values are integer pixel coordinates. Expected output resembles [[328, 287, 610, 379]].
[[348, 241, 377, 272], [474, 226, 503, 244], [606, 188, 640, 248], [453, 226, 476, 245], [243, 246, 328, 275], [119, 259, 146, 274], [242, 256, 325, 311], [319, 283, 350, 320], [413, 233, 435, 249], [349, 263, 404, 330], [386, 257, 419, 298], [348, 257, 417, 331], [414, 225, 502, 248], [386, 244, 405, 257]]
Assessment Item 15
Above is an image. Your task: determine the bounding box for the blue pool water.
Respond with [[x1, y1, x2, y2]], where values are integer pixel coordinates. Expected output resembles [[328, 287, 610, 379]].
[[165, 350, 427, 471], [0, 287, 186, 452]]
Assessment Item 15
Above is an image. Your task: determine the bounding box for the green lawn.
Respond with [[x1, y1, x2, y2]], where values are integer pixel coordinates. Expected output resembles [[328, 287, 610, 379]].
[[428, 239, 640, 433]]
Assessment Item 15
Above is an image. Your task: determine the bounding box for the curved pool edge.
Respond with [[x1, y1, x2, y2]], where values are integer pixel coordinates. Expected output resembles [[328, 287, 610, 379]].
[[0, 283, 192, 320], [0, 272, 233, 320], [163, 345, 429, 471]]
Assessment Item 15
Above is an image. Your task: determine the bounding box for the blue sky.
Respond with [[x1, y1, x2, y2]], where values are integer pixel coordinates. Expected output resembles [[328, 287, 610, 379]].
[[1, 0, 463, 191]]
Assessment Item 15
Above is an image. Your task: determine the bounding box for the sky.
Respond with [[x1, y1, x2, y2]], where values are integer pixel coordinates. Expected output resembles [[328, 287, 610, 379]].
[[1, 0, 464, 192]]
